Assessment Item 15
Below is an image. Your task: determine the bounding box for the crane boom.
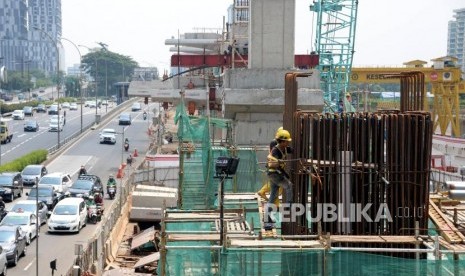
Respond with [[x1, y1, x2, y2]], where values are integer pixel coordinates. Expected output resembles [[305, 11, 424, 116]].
[[310, 0, 359, 112]]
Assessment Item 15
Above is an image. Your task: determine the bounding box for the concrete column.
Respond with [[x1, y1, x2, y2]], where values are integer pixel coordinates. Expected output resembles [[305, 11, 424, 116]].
[[249, 0, 295, 69]]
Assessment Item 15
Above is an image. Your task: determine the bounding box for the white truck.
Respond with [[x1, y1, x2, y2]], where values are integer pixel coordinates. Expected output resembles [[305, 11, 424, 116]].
[[0, 121, 13, 144]]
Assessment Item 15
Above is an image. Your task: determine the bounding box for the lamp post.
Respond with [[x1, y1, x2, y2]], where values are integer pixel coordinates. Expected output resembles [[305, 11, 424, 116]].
[[61, 38, 83, 133], [79, 45, 99, 124], [33, 26, 60, 151]]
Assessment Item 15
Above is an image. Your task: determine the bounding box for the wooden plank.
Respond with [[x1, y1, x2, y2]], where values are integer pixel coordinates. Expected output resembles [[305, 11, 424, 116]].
[[429, 199, 465, 244], [330, 235, 419, 244], [229, 239, 323, 248], [168, 234, 220, 241]]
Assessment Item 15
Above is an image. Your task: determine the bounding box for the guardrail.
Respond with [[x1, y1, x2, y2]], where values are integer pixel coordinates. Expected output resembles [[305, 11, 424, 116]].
[[65, 164, 136, 276]]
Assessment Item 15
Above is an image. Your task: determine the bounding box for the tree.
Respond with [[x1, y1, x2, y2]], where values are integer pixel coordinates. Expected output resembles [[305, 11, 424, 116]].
[[64, 76, 81, 98], [81, 49, 138, 97]]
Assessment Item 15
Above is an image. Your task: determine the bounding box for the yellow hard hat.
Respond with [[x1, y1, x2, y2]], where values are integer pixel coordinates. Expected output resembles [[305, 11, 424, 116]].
[[276, 129, 292, 142], [275, 127, 283, 139]]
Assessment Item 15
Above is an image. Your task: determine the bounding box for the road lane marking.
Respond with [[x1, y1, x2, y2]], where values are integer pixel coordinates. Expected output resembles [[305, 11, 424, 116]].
[[24, 257, 35, 270], [17, 134, 26, 138]]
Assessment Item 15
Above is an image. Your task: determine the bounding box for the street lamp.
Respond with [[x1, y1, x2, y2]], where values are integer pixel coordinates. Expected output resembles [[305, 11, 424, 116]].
[[61, 38, 83, 133], [33, 26, 61, 150], [78, 45, 99, 124]]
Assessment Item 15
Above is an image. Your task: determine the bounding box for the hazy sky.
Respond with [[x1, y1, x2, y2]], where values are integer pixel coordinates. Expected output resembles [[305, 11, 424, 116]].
[[61, 0, 464, 72]]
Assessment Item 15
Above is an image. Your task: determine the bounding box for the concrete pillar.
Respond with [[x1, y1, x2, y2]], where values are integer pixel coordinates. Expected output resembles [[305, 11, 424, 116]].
[[249, 0, 295, 69]]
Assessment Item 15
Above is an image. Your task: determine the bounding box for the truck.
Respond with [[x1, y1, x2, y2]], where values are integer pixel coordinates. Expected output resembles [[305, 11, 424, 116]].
[[0, 121, 13, 144]]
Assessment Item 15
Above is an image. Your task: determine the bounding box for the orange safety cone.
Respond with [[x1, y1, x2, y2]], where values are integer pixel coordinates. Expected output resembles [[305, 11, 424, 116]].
[[133, 148, 139, 157], [116, 165, 124, 178]]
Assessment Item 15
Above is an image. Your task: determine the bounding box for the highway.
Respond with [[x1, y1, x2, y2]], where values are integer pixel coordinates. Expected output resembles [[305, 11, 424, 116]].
[[4, 99, 157, 275]]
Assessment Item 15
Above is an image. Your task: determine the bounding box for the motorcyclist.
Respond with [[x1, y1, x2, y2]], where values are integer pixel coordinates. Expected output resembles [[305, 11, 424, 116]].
[[107, 175, 117, 193], [143, 111, 147, 120], [94, 192, 103, 205], [124, 138, 129, 152], [127, 154, 133, 166], [85, 195, 95, 207], [79, 165, 87, 176]]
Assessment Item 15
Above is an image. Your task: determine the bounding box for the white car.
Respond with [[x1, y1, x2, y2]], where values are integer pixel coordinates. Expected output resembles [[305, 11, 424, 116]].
[[61, 102, 70, 109], [99, 128, 117, 144], [38, 172, 73, 194], [10, 199, 49, 225], [0, 245, 7, 276], [12, 110, 25, 120], [48, 117, 64, 132], [131, 102, 142, 111], [0, 212, 38, 245], [70, 103, 78, 110], [47, 197, 87, 233]]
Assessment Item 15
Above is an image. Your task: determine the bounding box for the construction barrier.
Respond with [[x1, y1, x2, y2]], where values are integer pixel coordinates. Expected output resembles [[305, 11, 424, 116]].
[[116, 164, 124, 179]]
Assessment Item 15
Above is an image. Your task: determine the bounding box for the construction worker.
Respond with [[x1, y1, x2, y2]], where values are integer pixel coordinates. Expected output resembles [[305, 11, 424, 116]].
[[257, 127, 284, 204], [264, 129, 294, 229], [344, 92, 356, 112], [267, 129, 293, 204]]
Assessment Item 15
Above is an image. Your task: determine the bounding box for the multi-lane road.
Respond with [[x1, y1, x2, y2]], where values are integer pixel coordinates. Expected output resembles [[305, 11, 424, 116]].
[[3, 100, 156, 275]]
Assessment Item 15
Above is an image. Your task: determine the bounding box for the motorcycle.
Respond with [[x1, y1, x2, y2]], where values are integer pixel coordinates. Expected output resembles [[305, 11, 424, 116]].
[[107, 186, 116, 200], [124, 142, 129, 152], [87, 204, 103, 224]]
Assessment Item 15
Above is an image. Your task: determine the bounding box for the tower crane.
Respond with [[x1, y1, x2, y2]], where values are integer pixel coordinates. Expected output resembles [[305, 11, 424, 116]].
[[310, 0, 359, 112]]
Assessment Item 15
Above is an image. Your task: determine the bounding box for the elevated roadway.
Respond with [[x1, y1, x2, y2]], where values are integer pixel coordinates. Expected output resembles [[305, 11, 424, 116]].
[[4, 100, 155, 276]]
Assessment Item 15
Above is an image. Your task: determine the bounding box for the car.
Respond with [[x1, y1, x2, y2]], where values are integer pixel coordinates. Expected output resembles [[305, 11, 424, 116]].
[[0, 212, 38, 245], [26, 185, 61, 211], [99, 128, 117, 144], [50, 114, 65, 125], [69, 174, 104, 197], [88, 101, 97, 108], [47, 197, 87, 233], [48, 117, 64, 132], [0, 172, 23, 202], [0, 245, 7, 276], [61, 102, 70, 109], [12, 110, 25, 120], [39, 89, 45, 93], [0, 225, 26, 266], [48, 104, 59, 115], [23, 119, 39, 132], [36, 104, 47, 113], [69, 102, 78, 110], [23, 106, 34, 117], [10, 199, 48, 226], [38, 172, 72, 195], [118, 113, 132, 125], [131, 102, 142, 111], [20, 164, 47, 186]]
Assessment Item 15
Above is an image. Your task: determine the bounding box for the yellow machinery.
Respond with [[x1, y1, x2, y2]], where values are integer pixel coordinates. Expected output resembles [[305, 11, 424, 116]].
[[350, 56, 465, 137]]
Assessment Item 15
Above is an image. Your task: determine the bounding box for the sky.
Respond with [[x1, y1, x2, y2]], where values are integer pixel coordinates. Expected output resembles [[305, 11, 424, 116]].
[[61, 0, 465, 73]]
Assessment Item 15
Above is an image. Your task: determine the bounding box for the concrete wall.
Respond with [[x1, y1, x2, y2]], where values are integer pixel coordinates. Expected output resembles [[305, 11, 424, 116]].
[[224, 68, 319, 89], [249, 0, 295, 69]]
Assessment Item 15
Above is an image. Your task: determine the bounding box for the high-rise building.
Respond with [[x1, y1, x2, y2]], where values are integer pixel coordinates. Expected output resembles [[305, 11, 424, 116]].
[[447, 8, 465, 78], [0, 0, 62, 76]]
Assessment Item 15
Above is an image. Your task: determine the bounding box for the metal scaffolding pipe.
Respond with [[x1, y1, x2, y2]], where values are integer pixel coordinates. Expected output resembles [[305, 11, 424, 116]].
[[165, 245, 223, 250], [330, 247, 434, 253]]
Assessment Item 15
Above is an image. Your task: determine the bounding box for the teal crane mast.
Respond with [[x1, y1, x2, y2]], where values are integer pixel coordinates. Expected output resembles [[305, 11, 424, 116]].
[[310, 0, 359, 112]]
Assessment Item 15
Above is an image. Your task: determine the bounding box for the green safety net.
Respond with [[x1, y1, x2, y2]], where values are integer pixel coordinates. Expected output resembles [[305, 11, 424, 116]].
[[174, 102, 264, 210]]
